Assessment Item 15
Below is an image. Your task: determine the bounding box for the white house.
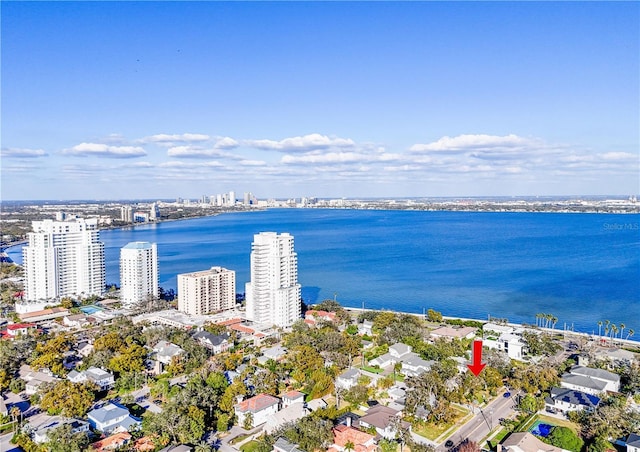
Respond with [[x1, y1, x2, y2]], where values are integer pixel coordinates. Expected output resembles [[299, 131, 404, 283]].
[[625, 434, 640, 452], [33, 417, 89, 444], [485, 333, 528, 360], [401, 355, 434, 377], [358, 320, 373, 336], [193, 331, 230, 354], [153, 341, 184, 365], [560, 373, 607, 396], [545, 387, 600, 414], [281, 390, 305, 408], [68, 367, 115, 391], [568, 366, 620, 393], [234, 393, 280, 428], [336, 368, 361, 390], [87, 403, 141, 433]]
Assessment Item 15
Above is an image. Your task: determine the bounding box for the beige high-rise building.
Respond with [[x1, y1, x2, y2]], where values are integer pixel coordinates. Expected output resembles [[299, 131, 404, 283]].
[[177, 266, 236, 315]]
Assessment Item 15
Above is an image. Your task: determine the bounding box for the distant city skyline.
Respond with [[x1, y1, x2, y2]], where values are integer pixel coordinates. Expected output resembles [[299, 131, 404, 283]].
[[2, 1, 638, 200]]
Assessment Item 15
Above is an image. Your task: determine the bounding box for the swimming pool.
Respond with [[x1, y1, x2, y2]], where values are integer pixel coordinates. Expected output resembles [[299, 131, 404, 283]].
[[80, 305, 103, 315], [529, 421, 554, 437]]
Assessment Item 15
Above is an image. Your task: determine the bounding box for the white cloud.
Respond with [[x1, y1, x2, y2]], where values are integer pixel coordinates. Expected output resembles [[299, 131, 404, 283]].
[[140, 133, 210, 145], [599, 152, 637, 161], [410, 134, 534, 153], [246, 133, 355, 152], [62, 143, 147, 158], [214, 137, 240, 149], [166, 146, 222, 158], [239, 159, 267, 166], [1, 147, 48, 158], [158, 160, 223, 168]]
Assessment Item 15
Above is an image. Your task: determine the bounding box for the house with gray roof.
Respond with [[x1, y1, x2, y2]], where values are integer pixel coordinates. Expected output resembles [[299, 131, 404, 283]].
[[358, 405, 410, 440], [87, 403, 141, 434], [561, 373, 607, 396], [193, 331, 230, 354], [401, 355, 434, 377], [33, 416, 89, 443], [568, 366, 620, 392], [273, 437, 303, 452], [153, 341, 185, 365], [625, 434, 640, 452], [68, 367, 115, 391], [336, 368, 361, 390]]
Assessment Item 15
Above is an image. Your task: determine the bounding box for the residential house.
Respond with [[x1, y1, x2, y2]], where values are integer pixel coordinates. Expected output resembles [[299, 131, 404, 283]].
[[87, 403, 141, 434], [68, 367, 115, 391], [306, 398, 328, 411], [91, 432, 132, 451], [500, 432, 569, 452], [430, 326, 477, 341], [258, 345, 288, 365], [625, 434, 640, 452], [4, 323, 37, 338], [401, 355, 434, 377], [63, 313, 89, 328], [20, 365, 59, 395], [568, 366, 620, 392], [282, 390, 305, 408], [33, 417, 89, 443], [485, 333, 528, 360], [357, 405, 409, 440], [193, 331, 230, 354], [560, 374, 607, 396], [336, 368, 361, 390], [264, 401, 307, 434], [234, 393, 280, 428], [273, 437, 304, 452], [305, 310, 337, 326], [153, 341, 185, 365], [328, 424, 376, 452], [358, 320, 373, 336], [595, 348, 637, 367], [77, 342, 94, 358], [483, 323, 515, 337], [545, 388, 600, 414]]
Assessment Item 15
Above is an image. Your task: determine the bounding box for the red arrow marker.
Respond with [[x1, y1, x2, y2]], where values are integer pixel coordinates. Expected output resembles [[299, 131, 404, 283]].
[[467, 340, 486, 376]]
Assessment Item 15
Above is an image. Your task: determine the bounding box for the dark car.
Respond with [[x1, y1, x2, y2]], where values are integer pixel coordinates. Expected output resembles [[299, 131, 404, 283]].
[[445, 440, 454, 448], [503, 392, 511, 398]]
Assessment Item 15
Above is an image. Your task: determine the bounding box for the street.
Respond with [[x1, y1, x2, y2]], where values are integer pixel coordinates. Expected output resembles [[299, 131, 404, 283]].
[[436, 390, 520, 452]]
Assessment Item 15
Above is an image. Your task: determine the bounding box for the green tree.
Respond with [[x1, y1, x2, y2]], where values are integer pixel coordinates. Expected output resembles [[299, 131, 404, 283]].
[[243, 412, 254, 430], [44, 423, 90, 452], [427, 309, 443, 322], [40, 380, 96, 417], [544, 426, 584, 452]]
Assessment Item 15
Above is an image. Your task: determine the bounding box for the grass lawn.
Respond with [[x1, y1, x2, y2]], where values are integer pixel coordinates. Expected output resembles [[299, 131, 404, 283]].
[[518, 413, 580, 434], [230, 433, 251, 445], [240, 440, 261, 452], [413, 406, 470, 441], [487, 427, 511, 449], [361, 365, 383, 374]]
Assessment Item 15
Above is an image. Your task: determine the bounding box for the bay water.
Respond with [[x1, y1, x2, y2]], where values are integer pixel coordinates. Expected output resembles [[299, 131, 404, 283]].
[[7, 209, 640, 336]]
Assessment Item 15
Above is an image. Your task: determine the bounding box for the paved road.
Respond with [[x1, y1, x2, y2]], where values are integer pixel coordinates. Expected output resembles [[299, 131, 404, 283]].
[[436, 391, 520, 452]]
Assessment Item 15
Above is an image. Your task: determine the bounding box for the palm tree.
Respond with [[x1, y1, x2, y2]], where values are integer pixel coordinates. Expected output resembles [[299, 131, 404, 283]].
[[344, 441, 355, 452], [10, 406, 21, 433], [626, 329, 635, 341], [610, 325, 618, 346], [551, 316, 558, 331], [597, 321, 603, 337], [619, 323, 625, 340]]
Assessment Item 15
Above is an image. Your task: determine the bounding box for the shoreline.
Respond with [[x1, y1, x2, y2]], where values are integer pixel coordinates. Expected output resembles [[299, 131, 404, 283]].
[[343, 306, 640, 345]]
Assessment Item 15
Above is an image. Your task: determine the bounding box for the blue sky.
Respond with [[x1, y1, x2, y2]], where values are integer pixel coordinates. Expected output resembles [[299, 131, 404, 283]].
[[2, 1, 638, 200]]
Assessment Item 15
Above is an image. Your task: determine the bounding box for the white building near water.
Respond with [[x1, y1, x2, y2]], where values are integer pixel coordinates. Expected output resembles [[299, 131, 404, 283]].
[[177, 266, 236, 315], [22, 218, 105, 303], [245, 232, 301, 328], [119, 242, 158, 307]]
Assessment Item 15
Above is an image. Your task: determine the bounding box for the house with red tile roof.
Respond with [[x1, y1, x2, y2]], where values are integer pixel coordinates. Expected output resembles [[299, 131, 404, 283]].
[[328, 424, 377, 452], [234, 393, 280, 428], [91, 432, 132, 451], [304, 310, 337, 325]]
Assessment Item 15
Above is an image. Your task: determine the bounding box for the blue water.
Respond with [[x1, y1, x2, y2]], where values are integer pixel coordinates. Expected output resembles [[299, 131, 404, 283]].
[[7, 209, 640, 336], [80, 305, 103, 315], [530, 421, 554, 437]]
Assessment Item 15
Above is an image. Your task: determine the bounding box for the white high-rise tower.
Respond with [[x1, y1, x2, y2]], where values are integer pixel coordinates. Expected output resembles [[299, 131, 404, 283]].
[[119, 242, 159, 307], [23, 218, 105, 303], [245, 232, 301, 327]]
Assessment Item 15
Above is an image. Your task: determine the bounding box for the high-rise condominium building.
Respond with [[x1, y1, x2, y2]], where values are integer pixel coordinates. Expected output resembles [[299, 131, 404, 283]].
[[23, 218, 105, 302], [245, 232, 301, 327], [177, 267, 236, 315], [119, 242, 159, 307]]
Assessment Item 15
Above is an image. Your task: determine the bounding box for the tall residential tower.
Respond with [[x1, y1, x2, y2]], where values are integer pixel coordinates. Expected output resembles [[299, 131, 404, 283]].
[[177, 266, 236, 315], [119, 242, 159, 307], [23, 218, 105, 303], [245, 232, 301, 327]]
